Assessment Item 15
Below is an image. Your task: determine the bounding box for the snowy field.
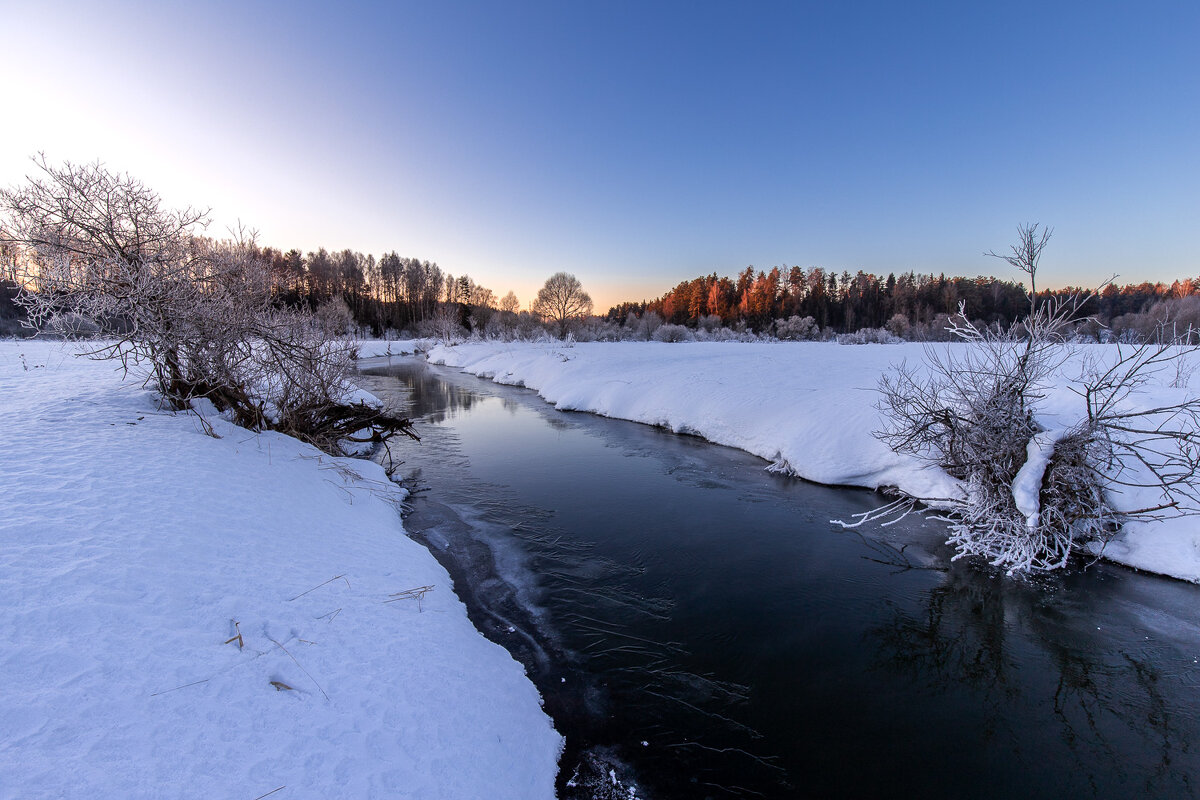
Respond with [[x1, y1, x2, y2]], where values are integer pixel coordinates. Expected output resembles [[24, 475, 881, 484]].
[[358, 339, 1200, 584], [0, 340, 560, 800]]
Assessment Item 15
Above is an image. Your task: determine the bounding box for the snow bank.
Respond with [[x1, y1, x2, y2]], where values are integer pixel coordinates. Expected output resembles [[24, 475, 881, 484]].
[[356, 338, 436, 359], [0, 341, 560, 799], [425, 340, 1200, 583]]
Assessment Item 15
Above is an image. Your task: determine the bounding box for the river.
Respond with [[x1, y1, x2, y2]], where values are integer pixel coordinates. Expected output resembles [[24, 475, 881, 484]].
[[357, 357, 1200, 800]]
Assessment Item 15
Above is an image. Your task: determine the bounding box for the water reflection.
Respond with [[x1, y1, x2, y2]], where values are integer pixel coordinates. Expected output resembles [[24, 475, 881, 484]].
[[357, 357, 1200, 800], [361, 359, 521, 423], [871, 564, 1198, 798]]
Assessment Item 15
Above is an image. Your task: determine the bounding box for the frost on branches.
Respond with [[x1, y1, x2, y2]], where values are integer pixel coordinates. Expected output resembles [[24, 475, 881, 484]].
[[873, 225, 1200, 574], [0, 157, 416, 454]]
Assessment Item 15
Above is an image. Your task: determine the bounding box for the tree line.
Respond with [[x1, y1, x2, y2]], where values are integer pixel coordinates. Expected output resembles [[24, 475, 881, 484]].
[[606, 266, 1200, 341], [255, 246, 513, 335]]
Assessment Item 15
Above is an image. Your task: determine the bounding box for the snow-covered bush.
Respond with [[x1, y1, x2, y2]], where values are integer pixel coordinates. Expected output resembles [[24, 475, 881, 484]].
[[651, 323, 695, 342], [875, 225, 1200, 574]]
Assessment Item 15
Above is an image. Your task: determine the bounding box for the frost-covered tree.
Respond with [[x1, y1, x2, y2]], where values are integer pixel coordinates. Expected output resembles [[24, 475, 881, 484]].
[[532, 271, 592, 337], [1, 157, 416, 453]]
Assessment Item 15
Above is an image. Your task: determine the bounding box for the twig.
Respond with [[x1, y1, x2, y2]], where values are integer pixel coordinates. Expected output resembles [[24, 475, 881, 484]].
[[252, 787, 286, 800]]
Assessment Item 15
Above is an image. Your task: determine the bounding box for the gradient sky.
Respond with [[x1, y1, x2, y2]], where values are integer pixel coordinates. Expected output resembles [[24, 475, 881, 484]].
[[3, 0, 1198, 311]]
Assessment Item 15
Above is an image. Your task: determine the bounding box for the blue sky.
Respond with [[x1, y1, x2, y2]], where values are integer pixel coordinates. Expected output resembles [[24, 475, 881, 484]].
[[2, 1, 1197, 310]]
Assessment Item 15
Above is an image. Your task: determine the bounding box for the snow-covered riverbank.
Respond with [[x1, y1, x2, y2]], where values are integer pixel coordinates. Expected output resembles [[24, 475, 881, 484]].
[[0, 340, 560, 799], [371, 339, 1200, 584]]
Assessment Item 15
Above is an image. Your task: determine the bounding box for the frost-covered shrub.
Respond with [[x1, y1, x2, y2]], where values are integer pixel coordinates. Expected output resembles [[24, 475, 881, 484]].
[[907, 313, 956, 342], [873, 225, 1200, 575], [774, 315, 819, 341], [651, 323, 695, 342], [1110, 297, 1200, 345], [634, 311, 663, 340], [315, 296, 355, 336], [885, 313, 910, 339], [708, 325, 761, 342], [515, 310, 548, 340], [836, 327, 898, 345], [570, 318, 626, 342], [696, 325, 747, 342], [416, 305, 468, 343]]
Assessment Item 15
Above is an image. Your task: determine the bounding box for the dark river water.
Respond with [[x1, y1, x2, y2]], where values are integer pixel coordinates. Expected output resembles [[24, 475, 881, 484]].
[[357, 357, 1200, 800]]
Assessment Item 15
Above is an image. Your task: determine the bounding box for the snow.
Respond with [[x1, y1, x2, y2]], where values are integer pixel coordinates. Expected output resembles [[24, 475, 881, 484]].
[[1012, 428, 1072, 528], [406, 339, 1200, 584], [0, 340, 560, 799]]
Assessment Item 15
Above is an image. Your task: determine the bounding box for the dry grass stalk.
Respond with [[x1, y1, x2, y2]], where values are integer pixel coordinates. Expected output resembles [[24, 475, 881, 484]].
[[267, 636, 329, 700], [224, 620, 244, 649], [288, 574, 350, 602], [385, 585, 434, 612]]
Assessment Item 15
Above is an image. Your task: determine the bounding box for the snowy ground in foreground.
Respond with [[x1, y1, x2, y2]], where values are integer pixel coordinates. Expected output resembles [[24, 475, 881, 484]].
[[358, 339, 1200, 584], [0, 340, 560, 800]]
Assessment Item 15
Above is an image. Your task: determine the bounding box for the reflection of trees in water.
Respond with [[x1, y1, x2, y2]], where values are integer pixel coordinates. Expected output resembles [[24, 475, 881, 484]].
[[360, 362, 520, 423], [872, 562, 1196, 797]]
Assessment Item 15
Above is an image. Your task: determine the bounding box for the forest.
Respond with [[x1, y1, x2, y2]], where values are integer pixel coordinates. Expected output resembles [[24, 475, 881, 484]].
[[608, 266, 1200, 342]]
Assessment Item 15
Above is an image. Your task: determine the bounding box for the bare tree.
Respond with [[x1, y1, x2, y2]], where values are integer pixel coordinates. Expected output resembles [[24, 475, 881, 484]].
[[1, 157, 416, 453], [985, 223, 1053, 317], [499, 290, 520, 315], [532, 271, 592, 337], [422, 303, 468, 344], [868, 225, 1200, 574]]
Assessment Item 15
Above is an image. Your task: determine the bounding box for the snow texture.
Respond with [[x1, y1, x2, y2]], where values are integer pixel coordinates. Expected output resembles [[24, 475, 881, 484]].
[[391, 339, 1200, 584], [0, 340, 560, 799]]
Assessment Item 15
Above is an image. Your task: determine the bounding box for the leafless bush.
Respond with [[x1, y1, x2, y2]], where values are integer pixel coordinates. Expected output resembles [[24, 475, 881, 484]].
[[417, 303, 468, 344], [651, 323, 695, 342], [1, 157, 416, 453], [875, 225, 1200, 574], [1110, 296, 1200, 346]]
